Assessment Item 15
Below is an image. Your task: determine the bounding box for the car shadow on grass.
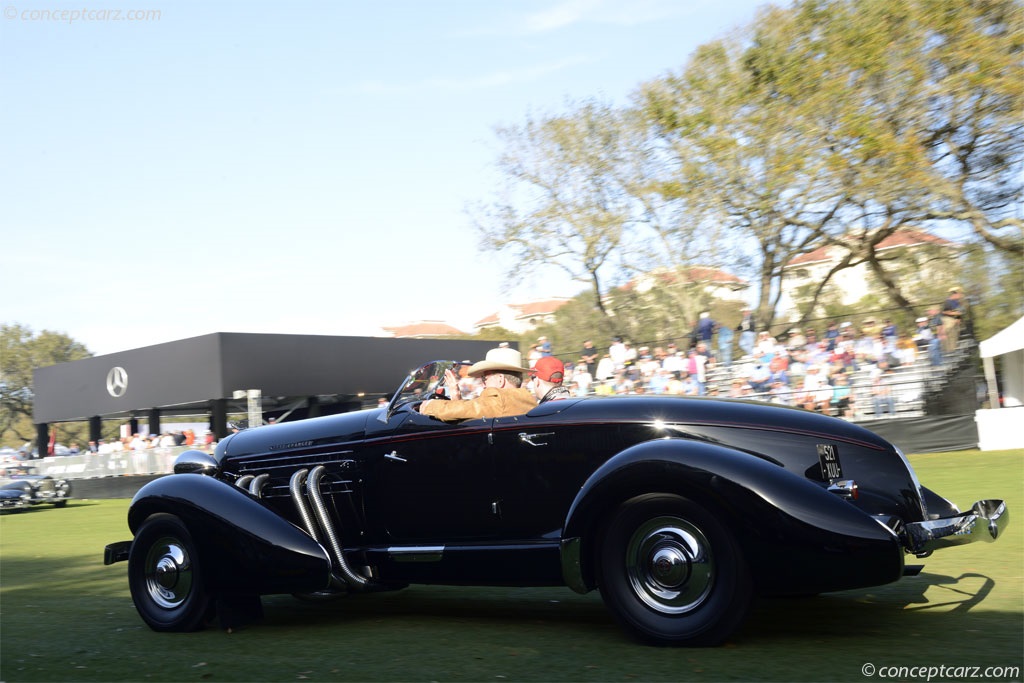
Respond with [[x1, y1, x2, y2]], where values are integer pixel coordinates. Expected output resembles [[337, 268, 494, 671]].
[[262, 584, 611, 630], [246, 569, 1017, 648], [739, 570, 1015, 644]]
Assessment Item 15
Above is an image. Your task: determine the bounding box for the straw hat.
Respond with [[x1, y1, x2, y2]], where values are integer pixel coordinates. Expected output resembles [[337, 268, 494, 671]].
[[467, 347, 526, 377]]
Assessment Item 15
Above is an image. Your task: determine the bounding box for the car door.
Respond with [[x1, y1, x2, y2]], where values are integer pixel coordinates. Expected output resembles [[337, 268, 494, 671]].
[[488, 404, 601, 540], [366, 407, 498, 543]]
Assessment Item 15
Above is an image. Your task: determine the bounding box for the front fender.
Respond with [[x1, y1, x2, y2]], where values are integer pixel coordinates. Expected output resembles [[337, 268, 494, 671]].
[[128, 474, 331, 596], [562, 439, 903, 596]]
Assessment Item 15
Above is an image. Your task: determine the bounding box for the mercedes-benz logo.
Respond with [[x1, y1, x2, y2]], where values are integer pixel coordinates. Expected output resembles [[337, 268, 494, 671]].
[[106, 367, 128, 398]]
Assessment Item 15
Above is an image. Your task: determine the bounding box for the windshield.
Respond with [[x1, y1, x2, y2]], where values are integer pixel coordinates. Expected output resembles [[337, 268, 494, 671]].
[[386, 360, 472, 416], [4, 466, 36, 477]]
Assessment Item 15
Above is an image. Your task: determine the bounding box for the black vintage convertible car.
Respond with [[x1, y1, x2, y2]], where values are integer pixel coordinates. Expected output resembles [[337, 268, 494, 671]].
[[105, 360, 1008, 645], [1, 464, 72, 509]]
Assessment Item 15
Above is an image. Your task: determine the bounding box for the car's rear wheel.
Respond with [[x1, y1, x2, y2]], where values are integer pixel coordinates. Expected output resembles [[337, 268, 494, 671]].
[[128, 513, 212, 632], [597, 494, 751, 646]]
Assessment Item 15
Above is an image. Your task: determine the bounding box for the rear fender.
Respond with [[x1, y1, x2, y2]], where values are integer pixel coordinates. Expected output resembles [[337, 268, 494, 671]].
[[920, 485, 960, 518], [128, 474, 331, 596], [562, 439, 903, 596]]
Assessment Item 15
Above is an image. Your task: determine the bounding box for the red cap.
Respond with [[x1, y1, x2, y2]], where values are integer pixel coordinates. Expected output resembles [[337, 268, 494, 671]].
[[530, 356, 564, 383]]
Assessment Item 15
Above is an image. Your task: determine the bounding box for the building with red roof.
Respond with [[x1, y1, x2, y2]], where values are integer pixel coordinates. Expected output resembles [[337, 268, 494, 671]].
[[620, 266, 749, 301], [381, 321, 467, 339], [779, 227, 959, 317], [473, 298, 572, 334]]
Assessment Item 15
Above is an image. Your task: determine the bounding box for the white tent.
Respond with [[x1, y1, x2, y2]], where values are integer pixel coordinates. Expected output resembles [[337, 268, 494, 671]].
[[975, 315, 1024, 450], [979, 315, 1024, 357]]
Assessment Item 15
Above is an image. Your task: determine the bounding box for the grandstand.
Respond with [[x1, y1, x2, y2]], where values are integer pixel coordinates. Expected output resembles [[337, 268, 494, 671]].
[[703, 333, 978, 422]]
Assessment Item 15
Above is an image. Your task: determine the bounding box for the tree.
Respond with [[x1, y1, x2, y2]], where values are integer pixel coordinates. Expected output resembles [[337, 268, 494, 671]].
[[0, 324, 92, 447], [475, 0, 1021, 331], [956, 245, 1024, 342], [911, 0, 1024, 255], [637, 0, 1023, 324], [637, 28, 844, 330], [472, 99, 642, 317], [767, 0, 1024, 316], [527, 294, 615, 360]]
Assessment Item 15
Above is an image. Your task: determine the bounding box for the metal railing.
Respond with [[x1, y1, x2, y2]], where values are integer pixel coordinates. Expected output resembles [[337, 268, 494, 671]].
[[17, 446, 194, 480]]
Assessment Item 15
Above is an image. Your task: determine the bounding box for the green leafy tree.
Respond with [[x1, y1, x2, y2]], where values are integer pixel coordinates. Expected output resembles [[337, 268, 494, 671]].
[[956, 246, 1023, 342], [637, 23, 846, 330], [1, 324, 92, 447], [467, 326, 520, 344], [472, 99, 644, 317], [909, 0, 1023, 255], [529, 294, 616, 360], [637, 0, 1021, 324], [476, 0, 1021, 335], [742, 0, 1021, 316]]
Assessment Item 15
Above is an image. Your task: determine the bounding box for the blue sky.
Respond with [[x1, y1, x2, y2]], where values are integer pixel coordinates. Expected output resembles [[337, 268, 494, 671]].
[[2, 0, 769, 356]]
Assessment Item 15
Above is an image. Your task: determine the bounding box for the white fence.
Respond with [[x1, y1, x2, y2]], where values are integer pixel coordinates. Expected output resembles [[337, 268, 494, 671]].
[[25, 446, 192, 480]]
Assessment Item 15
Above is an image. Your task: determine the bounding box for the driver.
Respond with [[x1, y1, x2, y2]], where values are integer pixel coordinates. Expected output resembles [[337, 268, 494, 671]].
[[418, 347, 537, 420]]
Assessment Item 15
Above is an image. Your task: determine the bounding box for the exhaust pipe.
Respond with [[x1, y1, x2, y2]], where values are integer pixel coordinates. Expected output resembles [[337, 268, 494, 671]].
[[307, 465, 370, 589], [287, 466, 370, 590], [248, 473, 269, 497], [289, 469, 323, 543], [288, 469, 348, 592]]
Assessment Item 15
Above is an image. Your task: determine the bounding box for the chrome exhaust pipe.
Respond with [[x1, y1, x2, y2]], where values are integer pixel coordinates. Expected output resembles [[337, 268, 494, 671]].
[[288, 468, 347, 592], [236, 474, 254, 490], [306, 465, 370, 589], [248, 473, 269, 497], [289, 469, 323, 543]]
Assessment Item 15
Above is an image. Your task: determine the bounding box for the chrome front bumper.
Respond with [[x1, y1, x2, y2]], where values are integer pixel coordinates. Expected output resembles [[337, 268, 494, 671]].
[[902, 499, 1008, 556]]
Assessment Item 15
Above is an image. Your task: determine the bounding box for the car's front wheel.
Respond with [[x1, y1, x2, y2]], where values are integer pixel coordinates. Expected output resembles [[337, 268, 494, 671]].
[[597, 494, 751, 646], [128, 513, 212, 632]]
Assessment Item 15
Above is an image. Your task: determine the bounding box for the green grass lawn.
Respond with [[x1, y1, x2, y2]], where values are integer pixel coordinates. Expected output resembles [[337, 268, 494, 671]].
[[2, 450, 1021, 682]]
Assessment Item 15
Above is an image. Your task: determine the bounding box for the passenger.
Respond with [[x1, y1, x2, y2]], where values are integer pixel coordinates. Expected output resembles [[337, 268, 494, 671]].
[[418, 347, 537, 420], [529, 356, 572, 403]]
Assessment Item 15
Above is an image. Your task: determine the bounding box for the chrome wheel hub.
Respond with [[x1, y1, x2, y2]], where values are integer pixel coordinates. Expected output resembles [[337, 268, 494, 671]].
[[651, 546, 689, 588], [144, 538, 193, 609], [625, 516, 714, 614]]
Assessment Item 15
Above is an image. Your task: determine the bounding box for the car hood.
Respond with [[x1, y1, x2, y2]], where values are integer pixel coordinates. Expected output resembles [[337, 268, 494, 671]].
[[216, 409, 376, 462]]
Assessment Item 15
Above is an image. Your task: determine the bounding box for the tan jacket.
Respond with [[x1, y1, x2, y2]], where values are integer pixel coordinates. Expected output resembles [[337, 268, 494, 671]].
[[420, 387, 537, 420]]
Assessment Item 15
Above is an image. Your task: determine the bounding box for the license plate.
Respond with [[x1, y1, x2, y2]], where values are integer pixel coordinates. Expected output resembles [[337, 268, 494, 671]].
[[817, 444, 843, 481]]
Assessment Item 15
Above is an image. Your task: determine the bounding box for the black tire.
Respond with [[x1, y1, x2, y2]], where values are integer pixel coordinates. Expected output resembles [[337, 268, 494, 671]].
[[597, 494, 752, 646], [128, 513, 213, 632]]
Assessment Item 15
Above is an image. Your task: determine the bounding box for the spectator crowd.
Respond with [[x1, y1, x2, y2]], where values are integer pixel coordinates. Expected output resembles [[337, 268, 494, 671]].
[[529, 291, 969, 421], [84, 428, 210, 455]]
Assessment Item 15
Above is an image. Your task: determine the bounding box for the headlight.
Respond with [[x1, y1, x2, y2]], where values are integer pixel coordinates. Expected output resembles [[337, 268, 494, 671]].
[[174, 449, 221, 476]]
